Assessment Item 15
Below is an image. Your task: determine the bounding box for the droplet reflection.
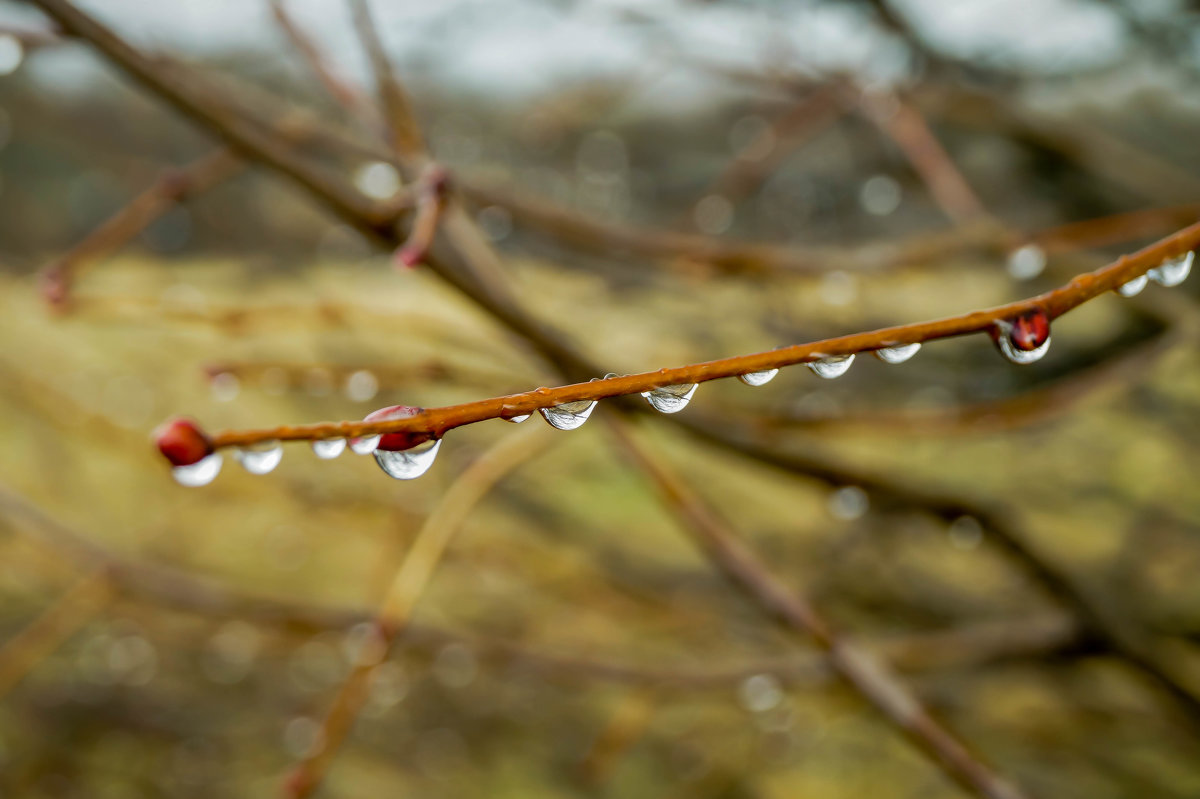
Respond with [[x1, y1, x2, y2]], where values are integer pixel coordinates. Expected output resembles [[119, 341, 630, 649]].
[[1116, 274, 1147, 297], [234, 441, 283, 475], [373, 438, 441, 480], [806, 354, 854, 379], [996, 309, 1051, 365], [311, 438, 346, 459], [1148, 251, 1193, 287], [874, 343, 920, 364], [349, 435, 381, 455], [641, 383, 697, 413], [539, 399, 597, 430], [172, 452, 223, 487], [738, 369, 778, 387]]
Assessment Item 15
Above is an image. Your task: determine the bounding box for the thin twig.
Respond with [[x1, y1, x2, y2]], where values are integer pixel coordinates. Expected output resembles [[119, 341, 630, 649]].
[[283, 425, 553, 797], [200, 221, 1200, 450], [0, 570, 113, 697], [607, 419, 1030, 799], [858, 89, 989, 225], [268, 0, 373, 122], [758, 317, 1183, 435], [39, 149, 242, 306], [347, 0, 425, 164], [0, 483, 1085, 688], [33, 0, 1200, 729], [682, 83, 847, 228]]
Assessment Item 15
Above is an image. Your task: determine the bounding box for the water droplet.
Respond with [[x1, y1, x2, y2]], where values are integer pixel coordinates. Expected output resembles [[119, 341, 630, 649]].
[[738, 674, 784, 713], [828, 486, 868, 521], [349, 435, 381, 455], [995, 309, 1050, 365], [210, 372, 240, 402], [807, 354, 854, 379], [374, 438, 441, 480], [234, 441, 283, 475], [172, 452, 223, 487], [859, 174, 901, 216], [641, 383, 698, 413], [1006, 244, 1046, 281], [477, 205, 513, 241], [1116, 274, 1147, 297], [344, 370, 379, 402], [819, 270, 856, 307], [0, 35, 24, 77], [311, 438, 346, 459], [539, 399, 597, 430], [282, 716, 325, 759], [342, 622, 388, 667], [354, 161, 401, 201], [738, 369, 778, 387], [1147, 251, 1193, 287], [948, 516, 983, 550], [504, 414, 530, 424], [873, 343, 921, 364]]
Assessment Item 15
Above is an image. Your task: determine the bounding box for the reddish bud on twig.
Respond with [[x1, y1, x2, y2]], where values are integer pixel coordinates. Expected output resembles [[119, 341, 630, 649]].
[[363, 405, 432, 451], [1007, 308, 1051, 352], [155, 417, 214, 466], [393, 166, 449, 270], [39, 265, 71, 309]]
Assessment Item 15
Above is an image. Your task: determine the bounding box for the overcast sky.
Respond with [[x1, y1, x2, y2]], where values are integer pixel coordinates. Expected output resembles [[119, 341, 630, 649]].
[[1, 0, 1139, 98]]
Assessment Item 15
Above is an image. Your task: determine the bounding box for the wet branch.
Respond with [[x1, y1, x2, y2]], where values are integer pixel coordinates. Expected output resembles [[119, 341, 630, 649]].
[[29, 0, 1200, 739], [199, 221, 1200, 449]]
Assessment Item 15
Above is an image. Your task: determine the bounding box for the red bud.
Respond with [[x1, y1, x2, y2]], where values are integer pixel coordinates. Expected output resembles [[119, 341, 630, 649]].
[[155, 417, 213, 466]]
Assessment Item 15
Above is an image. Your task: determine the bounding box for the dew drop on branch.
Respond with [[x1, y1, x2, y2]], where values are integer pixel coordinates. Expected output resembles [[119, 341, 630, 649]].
[[355, 405, 446, 479], [873, 343, 920, 364], [995, 308, 1050, 365], [344, 370, 379, 402], [738, 369, 778, 387], [374, 438, 441, 480], [311, 438, 346, 459], [504, 414, 530, 424], [0, 35, 24, 77], [349, 435, 381, 455], [1147, 251, 1193, 287], [172, 452, 223, 487], [539, 399, 597, 430], [738, 674, 783, 713], [948, 516, 983, 550], [234, 441, 283, 475], [641, 383, 698, 413], [209, 371, 240, 402], [1006, 244, 1046, 281], [828, 486, 869, 520], [807, 355, 854, 379], [1116, 274, 1148, 297]]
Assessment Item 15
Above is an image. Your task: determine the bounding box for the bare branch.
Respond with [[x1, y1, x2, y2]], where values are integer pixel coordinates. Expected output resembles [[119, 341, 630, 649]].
[[194, 221, 1200, 450], [608, 419, 1030, 799]]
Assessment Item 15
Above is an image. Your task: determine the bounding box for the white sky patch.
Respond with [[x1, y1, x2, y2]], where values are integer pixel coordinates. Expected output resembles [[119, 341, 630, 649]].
[[1, 0, 1132, 96]]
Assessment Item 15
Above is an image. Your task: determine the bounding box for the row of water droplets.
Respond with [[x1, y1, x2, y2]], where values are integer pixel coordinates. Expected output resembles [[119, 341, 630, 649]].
[[175, 346, 917, 486], [994, 249, 1192, 365], [509, 345, 922, 435], [1117, 250, 1192, 297], [174, 249, 1192, 487]]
